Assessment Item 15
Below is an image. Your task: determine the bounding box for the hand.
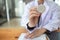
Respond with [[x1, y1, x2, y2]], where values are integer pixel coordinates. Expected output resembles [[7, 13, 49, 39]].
[[29, 7, 41, 27], [25, 28, 47, 39]]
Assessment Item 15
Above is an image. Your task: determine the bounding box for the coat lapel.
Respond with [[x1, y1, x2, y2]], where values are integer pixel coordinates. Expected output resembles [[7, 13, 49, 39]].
[[41, 1, 50, 26]]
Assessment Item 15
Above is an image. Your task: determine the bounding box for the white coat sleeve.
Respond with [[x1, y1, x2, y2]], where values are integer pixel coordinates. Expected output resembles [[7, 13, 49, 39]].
[[20, 4, 37, 33], [20, 5, 29, 27], [43, 5, 60, 32]]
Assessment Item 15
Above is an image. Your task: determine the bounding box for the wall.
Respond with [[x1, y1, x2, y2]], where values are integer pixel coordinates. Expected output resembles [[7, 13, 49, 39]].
[[0, 0, 2, 4], [55, 0, 60, 6], [15, 0, 25, 17]]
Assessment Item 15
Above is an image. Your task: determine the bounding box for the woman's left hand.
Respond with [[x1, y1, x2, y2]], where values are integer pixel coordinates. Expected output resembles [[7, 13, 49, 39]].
[[25, 28, 47, 39]]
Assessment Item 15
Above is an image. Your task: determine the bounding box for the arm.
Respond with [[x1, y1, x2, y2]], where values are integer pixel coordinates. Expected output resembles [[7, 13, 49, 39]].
[[43, 6, 60, 32], [20, 5, 29, 27], [25, 5, 60, 39], [20, 4, 37, 33]]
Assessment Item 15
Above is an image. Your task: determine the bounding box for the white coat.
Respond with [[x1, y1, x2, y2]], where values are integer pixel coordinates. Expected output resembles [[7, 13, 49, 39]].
[[21, 0, 60, 32]]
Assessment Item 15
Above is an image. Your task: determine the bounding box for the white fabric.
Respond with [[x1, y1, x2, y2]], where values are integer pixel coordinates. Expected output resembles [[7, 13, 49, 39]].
[[20, 0, 60, 32], [20, 0, 60, 40], [18, 33, 49, 40]]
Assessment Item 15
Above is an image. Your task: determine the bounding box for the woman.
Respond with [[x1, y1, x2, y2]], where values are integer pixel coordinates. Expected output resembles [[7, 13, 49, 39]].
[[21, 0, 60, 40]]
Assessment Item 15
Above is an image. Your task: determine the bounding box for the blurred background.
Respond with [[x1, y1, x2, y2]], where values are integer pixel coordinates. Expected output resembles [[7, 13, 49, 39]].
[[0, 0, 60, 40], [0, 0, 60, 27]]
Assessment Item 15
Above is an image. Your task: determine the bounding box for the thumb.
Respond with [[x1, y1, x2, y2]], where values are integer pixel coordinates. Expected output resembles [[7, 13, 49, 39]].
[[25, 32, 30, 38]]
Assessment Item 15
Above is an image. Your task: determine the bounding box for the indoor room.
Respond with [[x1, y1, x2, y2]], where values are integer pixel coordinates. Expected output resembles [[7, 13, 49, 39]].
[[0, 0, 60, 40]]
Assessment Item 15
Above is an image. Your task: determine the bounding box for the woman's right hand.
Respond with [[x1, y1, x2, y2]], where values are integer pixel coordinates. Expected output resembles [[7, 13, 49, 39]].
[[28, 7, 41, 27]]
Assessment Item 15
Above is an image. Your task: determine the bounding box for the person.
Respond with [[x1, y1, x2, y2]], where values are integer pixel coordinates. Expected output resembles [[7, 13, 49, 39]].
[[21, 0, 60, 40]]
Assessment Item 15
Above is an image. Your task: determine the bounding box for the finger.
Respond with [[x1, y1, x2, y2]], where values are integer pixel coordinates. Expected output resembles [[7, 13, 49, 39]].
[[30, 9, 37, 12], [30, 7, 37, 11], [29, 11, 41, 15], [29, 11, 40, 16], [27, 33, 34, 39], [29, 29, 39, 39], [30, 34, 38, 39], [30, 8, 38, 12], [27, 31, 39, 39], [29, 13, 40, 17], [29, 11, 36, 14], [30, 33, 39, 39], [25, 32, 30, 38], [27, 29, 40, 39], [29, 14, 39, 19], [26, 32, 30, 35]]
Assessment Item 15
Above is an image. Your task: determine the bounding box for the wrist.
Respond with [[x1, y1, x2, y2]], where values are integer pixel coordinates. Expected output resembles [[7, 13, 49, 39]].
[[27, 23, 36, 31], [28, 23, 36, 27]]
